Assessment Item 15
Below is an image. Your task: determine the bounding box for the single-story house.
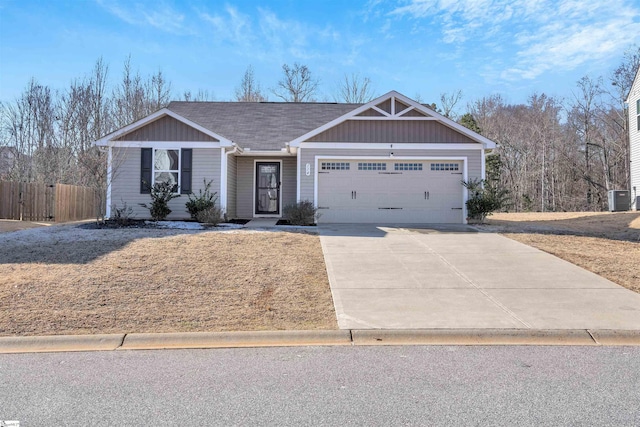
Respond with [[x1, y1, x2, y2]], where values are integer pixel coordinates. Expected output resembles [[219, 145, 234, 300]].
[[94, 90, 496, 223], [627, 67, 640, 211]]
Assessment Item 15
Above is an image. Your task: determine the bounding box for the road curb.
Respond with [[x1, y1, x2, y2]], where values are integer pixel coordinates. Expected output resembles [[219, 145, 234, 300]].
[[588, 330, 640, 345], [120, 330, 352, 350], [3, 329, 640, 354], [351, 329, 599, 346], [0, 334, 125, 354]]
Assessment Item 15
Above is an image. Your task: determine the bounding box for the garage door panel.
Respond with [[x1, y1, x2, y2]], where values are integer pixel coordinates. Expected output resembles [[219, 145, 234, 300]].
[[317, 160, 464, 223]]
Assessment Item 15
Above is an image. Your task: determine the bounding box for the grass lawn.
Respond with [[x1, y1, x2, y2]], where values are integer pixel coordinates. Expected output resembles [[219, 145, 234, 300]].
[[481, 212, 640, 294], [0, 225, 337, 336]]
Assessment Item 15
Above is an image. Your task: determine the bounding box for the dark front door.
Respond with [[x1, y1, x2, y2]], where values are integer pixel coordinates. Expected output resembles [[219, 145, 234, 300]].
[[255, 162, 280, 215]]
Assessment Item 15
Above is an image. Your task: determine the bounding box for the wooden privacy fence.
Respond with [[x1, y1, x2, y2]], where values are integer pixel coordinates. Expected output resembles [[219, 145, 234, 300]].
[[0, 181, 98, 222]]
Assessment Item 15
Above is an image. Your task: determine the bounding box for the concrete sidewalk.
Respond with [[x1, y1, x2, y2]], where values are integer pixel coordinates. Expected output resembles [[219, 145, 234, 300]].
[[319, 224, 640, 330]]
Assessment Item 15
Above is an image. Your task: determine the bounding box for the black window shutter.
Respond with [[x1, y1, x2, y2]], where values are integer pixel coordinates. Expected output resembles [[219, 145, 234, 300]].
[[140, 148, 152, 194], [181, 149, 192, 194]]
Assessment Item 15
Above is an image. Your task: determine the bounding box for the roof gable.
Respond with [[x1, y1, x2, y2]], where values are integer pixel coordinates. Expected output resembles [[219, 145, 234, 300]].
[[290, 91, 496, 149], [95, 109, 232, 146], [115, 115, 218, 142]]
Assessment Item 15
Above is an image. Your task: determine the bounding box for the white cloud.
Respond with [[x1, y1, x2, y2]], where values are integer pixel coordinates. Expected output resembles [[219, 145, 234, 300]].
[[96, 0, 190, 35], [199, 5, 253, 48], [388, 0, 640, 81]]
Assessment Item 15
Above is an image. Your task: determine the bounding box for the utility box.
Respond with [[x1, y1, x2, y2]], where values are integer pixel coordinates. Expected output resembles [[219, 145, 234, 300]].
[[608, 190, 630, 212]]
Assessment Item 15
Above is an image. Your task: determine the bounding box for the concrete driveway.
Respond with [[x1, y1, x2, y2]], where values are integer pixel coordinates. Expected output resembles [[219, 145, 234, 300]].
[[319, 224, 640, 330]]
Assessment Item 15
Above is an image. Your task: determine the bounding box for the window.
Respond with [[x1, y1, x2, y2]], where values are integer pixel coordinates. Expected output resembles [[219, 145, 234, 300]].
[[394, 163, 423, 171], [141, 148, 191, 194], [637, 99, 640, 131], [321, 162, 350, 170], [430, 162, 459, 171], [154, 149, 180, 192], [358, 162, 386, 171]]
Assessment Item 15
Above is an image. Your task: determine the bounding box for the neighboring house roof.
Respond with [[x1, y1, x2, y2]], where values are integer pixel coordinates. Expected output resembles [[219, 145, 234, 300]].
[[167, 101, 361, 151]]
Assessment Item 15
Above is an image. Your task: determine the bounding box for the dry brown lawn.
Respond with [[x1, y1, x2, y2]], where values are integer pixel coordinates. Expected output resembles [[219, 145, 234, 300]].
[[481, 212, 640, 293], [0, 220, 52, 234], [0, 225, 337, 336]]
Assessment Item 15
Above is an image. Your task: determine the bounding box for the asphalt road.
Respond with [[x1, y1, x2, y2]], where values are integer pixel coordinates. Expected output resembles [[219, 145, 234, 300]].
[[2, 346, 639, 426]]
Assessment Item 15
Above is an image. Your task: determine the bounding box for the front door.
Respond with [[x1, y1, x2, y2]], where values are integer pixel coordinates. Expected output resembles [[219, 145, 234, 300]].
[[255, 162, 280, 215]]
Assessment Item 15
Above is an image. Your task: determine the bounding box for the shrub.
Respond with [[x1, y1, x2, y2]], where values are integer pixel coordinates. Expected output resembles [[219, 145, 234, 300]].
[[110, 200, 135, 226], [283, 200, 320, 225], [196, 206, 224, 226], [139, 181, 180, 221], [185, 179, 218, 219], [462, 178, 509, 223]]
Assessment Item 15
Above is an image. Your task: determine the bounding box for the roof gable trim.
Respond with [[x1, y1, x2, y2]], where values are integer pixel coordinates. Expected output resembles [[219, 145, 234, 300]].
[[289, 90, 496, 149], [94, 108, 233, 147]]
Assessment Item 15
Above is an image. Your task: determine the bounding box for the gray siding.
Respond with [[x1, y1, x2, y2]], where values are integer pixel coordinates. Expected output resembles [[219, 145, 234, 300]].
[[234, 156, 297, 218], [298, 148, 483, 204], [630, 73, 640, 210], [226, 153, 237, 218], [307, 120, 476, 143], [110, 147, 221, 220], [235, 157, 253, 218], [116, 116, 218, 142]]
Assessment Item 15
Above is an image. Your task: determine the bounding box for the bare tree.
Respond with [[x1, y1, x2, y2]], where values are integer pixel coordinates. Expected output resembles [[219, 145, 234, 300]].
[[271, 63, 319, 102], [235, 65, 266, 102], [567, 76, 605, 209], [181, 89, 215, 102], [146, 69, 172, 112], [334, 73, 374, 103], [439, 90, 463, 119]]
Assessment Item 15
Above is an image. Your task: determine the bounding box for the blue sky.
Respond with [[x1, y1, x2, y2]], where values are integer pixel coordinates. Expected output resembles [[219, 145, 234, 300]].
[[1, 0, 639, 110]]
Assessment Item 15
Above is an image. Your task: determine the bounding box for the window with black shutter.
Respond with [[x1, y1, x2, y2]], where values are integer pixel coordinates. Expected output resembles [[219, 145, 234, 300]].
[[140, 148, 152, 194], [181, 149, 192, 194]]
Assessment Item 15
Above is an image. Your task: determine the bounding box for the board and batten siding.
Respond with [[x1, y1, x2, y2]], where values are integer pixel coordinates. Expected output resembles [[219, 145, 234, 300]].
[[307, 121, 476, 144], [115, 116, 218, 142], [110, 147, 221, 219], [297, 148, 483, 204], [629, 73, 640, 210], [234, 156, 296, 218]]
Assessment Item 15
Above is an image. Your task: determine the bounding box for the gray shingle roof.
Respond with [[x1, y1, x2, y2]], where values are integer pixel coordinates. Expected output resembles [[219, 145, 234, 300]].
[[167, 101, 362, 150]]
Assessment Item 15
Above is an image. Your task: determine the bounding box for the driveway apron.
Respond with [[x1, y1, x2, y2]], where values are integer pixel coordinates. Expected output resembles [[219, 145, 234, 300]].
[[318, 224, 640, 330]]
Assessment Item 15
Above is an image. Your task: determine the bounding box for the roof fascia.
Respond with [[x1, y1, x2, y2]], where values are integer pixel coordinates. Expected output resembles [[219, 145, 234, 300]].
[[289, 91, 399, 147], [94, 108, 233, 147], [625, 66, 640, 103], [391, 91, 497, 149]]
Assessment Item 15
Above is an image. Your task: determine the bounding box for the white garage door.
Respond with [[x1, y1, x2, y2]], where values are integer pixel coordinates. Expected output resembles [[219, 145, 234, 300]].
[[317, 160, 464, 223]]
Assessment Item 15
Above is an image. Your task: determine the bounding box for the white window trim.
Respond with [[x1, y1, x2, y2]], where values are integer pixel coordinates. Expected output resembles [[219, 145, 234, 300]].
[[253, 159, 283, 218], [152, 148, 181, 194], [314, 155, 469, 224]]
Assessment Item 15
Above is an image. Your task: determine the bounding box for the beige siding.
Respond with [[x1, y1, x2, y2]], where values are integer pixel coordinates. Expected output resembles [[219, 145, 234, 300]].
[[308, 120, 476, 143], [226, 153, 237, 218], [110, 147, 220, 220], [234, 156, 297, 218], [235, 157, 253, 218], [630, 74, 640, 210], [282, 157, 297, 212], [116, 116, 218, 142], [376, 99, 392, 114], [298, 148, 483, 204], [356, 108, 385, 117]]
